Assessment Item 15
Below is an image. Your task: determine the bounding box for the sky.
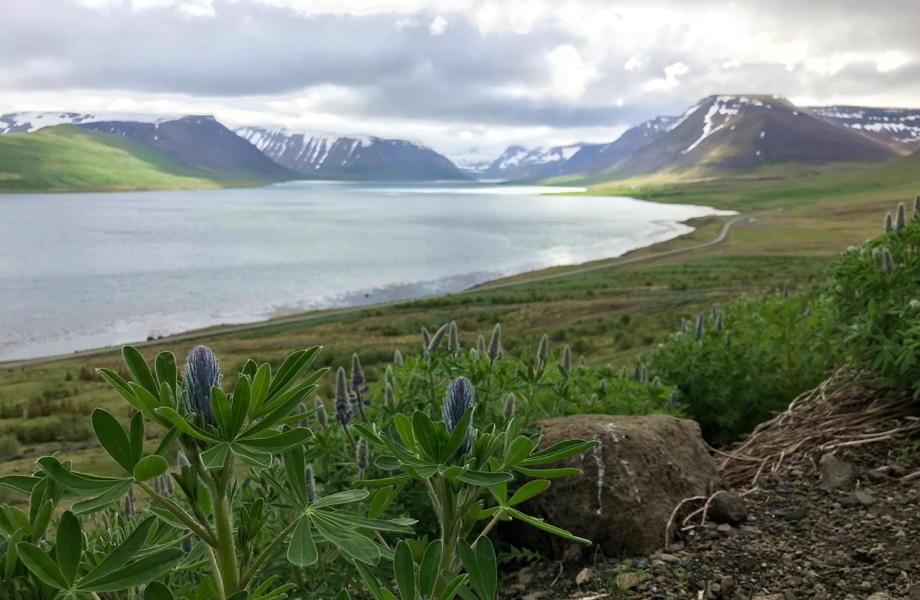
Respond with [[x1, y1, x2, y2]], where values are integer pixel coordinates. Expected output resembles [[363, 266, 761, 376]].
[[2, 0, 920, 161]]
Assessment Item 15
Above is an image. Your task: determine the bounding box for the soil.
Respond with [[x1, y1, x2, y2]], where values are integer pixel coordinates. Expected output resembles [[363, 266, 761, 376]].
[[499, 437, 920, 600]]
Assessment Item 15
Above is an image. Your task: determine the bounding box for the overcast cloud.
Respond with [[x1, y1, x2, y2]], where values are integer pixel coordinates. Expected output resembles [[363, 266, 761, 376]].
[[2, 0, 919, 158]]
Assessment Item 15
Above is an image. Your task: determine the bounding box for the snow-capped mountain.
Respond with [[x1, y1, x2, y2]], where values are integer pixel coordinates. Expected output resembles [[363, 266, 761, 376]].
[[235, 126, 468, 181], [0, 111, 296, 181], [561, 117, 677, 176], [807, 106, 920, 150], [605, 95, 895, 177], [0, 111, 190, 134], [449, 148, 498, 176], [482, 144, 587, 180]]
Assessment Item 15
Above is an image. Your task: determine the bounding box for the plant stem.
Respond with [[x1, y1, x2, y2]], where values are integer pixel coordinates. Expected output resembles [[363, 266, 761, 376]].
[[472, 508, 505, 550], [209, 451, 240, 596], [137, 482, 217, 546], [239, 518, 300, 589], [207, 546, 226, 600]]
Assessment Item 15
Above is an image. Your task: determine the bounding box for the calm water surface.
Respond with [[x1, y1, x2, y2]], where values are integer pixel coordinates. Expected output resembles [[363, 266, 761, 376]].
[[0, 181, 734, 360]]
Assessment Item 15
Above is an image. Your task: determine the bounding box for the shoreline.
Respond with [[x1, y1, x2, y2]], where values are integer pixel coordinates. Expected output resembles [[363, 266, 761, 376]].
[[0, 210, 775, 370]]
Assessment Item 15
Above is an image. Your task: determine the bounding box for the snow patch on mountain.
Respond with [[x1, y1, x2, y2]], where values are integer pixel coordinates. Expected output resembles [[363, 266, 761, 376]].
[[808, 106, 920, 144], [0, 111, 204, 134]]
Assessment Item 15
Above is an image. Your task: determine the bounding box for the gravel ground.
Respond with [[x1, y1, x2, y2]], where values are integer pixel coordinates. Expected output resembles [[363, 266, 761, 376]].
[[500, 438, 920, 600]]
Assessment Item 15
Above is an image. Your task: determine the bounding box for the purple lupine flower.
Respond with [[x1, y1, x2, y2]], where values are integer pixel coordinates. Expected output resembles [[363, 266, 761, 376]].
[[350, 353, 370, 416], [356, 438, 369, 476], [885, 212, 894, 233], [487, 324, 502, 365], [184, 346, 221, 426], [448, 321, 460, 353], [334, 367, 353, 427], [716, 311, 724, 332], [393, 350, 404, 366], [297, 403, 308, 428], [562, 345, 572, 370], [882, 247, 895, 275], [537, 334, 549, 369], [694, 313, 705, 342], [442, 377, 475, 455], [314, 396, 328, 428], [667, 391, 681, 412]]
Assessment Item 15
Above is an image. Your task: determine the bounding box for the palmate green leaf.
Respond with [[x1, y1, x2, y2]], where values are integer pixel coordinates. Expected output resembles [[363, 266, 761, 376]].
[[37, 457, 129, 495], [16, 542, 68, 589], [393, 541, 416, 600], [418, 540, 442, 599], [79, 516, 155, 586], [238, 428, 313, 454], [0, 475, 43, 496], [133, 456, 168, 482], [201, 443, 231, 469], [57, 511, 84, 586], [507, 507, 591, 544], [411, 411, 441, 463], [503, 436, 534, 467], [92, 409, 134, 473], [212, 387, 234, 440], [144, 580, 176, 600], [282, 444, 308, 506], [368, 486, 394, 519], [242, 377, 321, 438], [80, 548, 184, 592], [393, 414, 418, 452], [459, 538, 496, 600], [248, 363, 272, 419], [129, 412, 145, 468], [153, 407, 222, 443], [312, 513, 380, 565], [287, 516, 318, 567], [265, 347, 322, 401], [310, 489, 368, 509], [154, 351, 178, 396], [71, 480, 134, 515], [122, 346, 159, 398], [520, 439, 598, 466], [230, 444, 273, 468], [456, 469, 513, 487], [229, 376, 252, 438], [508, 480, 550, 506], [97, 368, 149, 417], [316, 512, 415, 535]]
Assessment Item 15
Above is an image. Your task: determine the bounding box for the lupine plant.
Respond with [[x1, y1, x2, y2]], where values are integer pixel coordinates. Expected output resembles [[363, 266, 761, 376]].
[[0, 328, 613, 599], [829, 199, 920, 394]]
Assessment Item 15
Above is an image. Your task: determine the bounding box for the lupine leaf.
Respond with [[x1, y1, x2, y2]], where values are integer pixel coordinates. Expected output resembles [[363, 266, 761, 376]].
[[154, 352, 178, 397], [72, 480, 134, 515], [92, 409, 134, 473], [79, 516, 156, 586], [287, 517, 317, 567], [144, 581, 176, 600], [80, 549, 184, 592], [508, 480, 550, 506], [310, 489, 368, 509], [393, 541, 416, 600], [122, 346, 159, 398], [56, 511, 84, 586], [133, 456, 168, 482], [418, 539, 442, 599], [16, 542, 68, 589]]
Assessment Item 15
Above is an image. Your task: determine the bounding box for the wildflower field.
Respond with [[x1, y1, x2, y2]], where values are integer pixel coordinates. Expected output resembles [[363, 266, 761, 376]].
[[1, 181, 919, 598]]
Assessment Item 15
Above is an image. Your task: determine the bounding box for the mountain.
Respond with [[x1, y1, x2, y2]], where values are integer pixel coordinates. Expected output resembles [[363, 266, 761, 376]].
[[0, 125, 234, 193], [450, 148, 497, 177], [482, 144, 587, 180], [560, 117, 677, 176], [806, 106, 920, 152], [602, 95, 896, 178], [235, 126, 468, 181], [0, 112, 297, 183]]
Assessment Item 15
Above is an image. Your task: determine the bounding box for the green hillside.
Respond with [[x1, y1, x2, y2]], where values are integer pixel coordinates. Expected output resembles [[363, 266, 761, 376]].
[[0, 125, 235, 193]]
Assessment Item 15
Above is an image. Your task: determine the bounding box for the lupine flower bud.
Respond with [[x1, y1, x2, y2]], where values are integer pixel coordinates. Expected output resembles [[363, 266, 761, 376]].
[[503, 392, 516, 420], [640, 365, 648, 384], [716, 311, 724, 332], [421, 327, 431, 349], [578, 356, 586, 372], [448, 321, 460, 353], [667, 391, 681, 412], [872, 247, 884, 268], [621, 366, 628, 379], [588, 394, 598, 408], [181, 533, 192, 554], [177, 451, 191, 469], [442, 377, 475, 455], [896, 203, 907, 230], [651, 376, 661, 389], [385, 365, 395, 389], [537, 334, 549, 368], [477, 335, 486, 352], [910, 299, 920, 313], [305, 466, 316, 503], [429, 324, 449, 352], [297, 403, 308, 428], [914, 194, 920, 220], [184, 346, 221, 427], [598, 379, 607, 398], [487, 324, 502, 364], [694, 313, 704, 342], [314, 397, 328, 428], [356, 438, 369, 474], [385, 381, 396, 408], [885, 212, 894, 233], [351, 354, 365, 392], [882, 247, 895, 275], [562, 345, 572, 370], [393, 350, 404, 366], [633, 364, 641, 382], [334, 367, 353, 426]]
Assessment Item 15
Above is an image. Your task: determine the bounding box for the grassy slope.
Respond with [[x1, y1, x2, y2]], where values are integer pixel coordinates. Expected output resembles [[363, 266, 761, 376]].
[[0, 125, 232, 193], [1, 156, 918, 479]]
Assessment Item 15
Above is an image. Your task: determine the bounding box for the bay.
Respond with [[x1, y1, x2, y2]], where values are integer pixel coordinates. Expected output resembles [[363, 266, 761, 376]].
[[0, 181, 734, 360]]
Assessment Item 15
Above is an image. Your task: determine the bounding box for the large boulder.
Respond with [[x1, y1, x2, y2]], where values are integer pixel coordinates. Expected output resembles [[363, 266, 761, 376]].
[[507, 414, 719, 558]]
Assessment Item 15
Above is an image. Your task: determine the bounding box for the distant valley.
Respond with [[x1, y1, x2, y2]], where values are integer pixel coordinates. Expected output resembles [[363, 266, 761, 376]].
[[1, 96, 918, 193]]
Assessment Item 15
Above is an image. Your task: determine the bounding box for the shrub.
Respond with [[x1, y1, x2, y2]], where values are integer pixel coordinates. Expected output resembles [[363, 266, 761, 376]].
[[0, 434, 21, 458], [647, 288, 836, 445], [828, 202, 920, 394]]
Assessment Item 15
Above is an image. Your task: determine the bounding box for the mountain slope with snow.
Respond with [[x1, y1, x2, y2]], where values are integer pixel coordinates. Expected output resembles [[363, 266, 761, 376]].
[[482, 144, 588, 180], [236, 126, 468, 181], [605, 95, 896, 177], [806, 106, 920, 152], [0, 112, 296, 182]]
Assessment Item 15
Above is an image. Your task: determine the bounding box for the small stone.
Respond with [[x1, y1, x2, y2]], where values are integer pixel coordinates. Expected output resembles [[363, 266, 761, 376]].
[[721, 575, 736, 595], [658, 553, 681, 563], [717, 523, 733, 533], [562, 543, 582, 564], [616, 572, 639, 590], [576, 567, 594, 586], [752, 595, 783, 600], [784, 507, 809, 521], [820, 453, 857, 490], [523, 593, 548, 600], [867, 594, 893, 600], [784, 591, 798, 600], [854, 489, 875, 506], [708, 491, 748, 525], [895, 529, 907, 538], [910, 584, 920, 599]]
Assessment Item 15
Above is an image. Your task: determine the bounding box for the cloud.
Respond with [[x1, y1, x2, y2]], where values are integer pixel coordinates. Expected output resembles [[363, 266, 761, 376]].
[[1, 0, 919, 157]]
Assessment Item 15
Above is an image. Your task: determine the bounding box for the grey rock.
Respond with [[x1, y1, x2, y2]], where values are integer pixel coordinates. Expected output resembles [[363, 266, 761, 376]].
[[708, 491, 748, 525], [820, 453, 857, 490]]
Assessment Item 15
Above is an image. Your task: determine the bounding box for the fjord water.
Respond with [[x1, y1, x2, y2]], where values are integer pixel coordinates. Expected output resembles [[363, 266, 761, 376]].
[[0, 182, 733, 361]]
